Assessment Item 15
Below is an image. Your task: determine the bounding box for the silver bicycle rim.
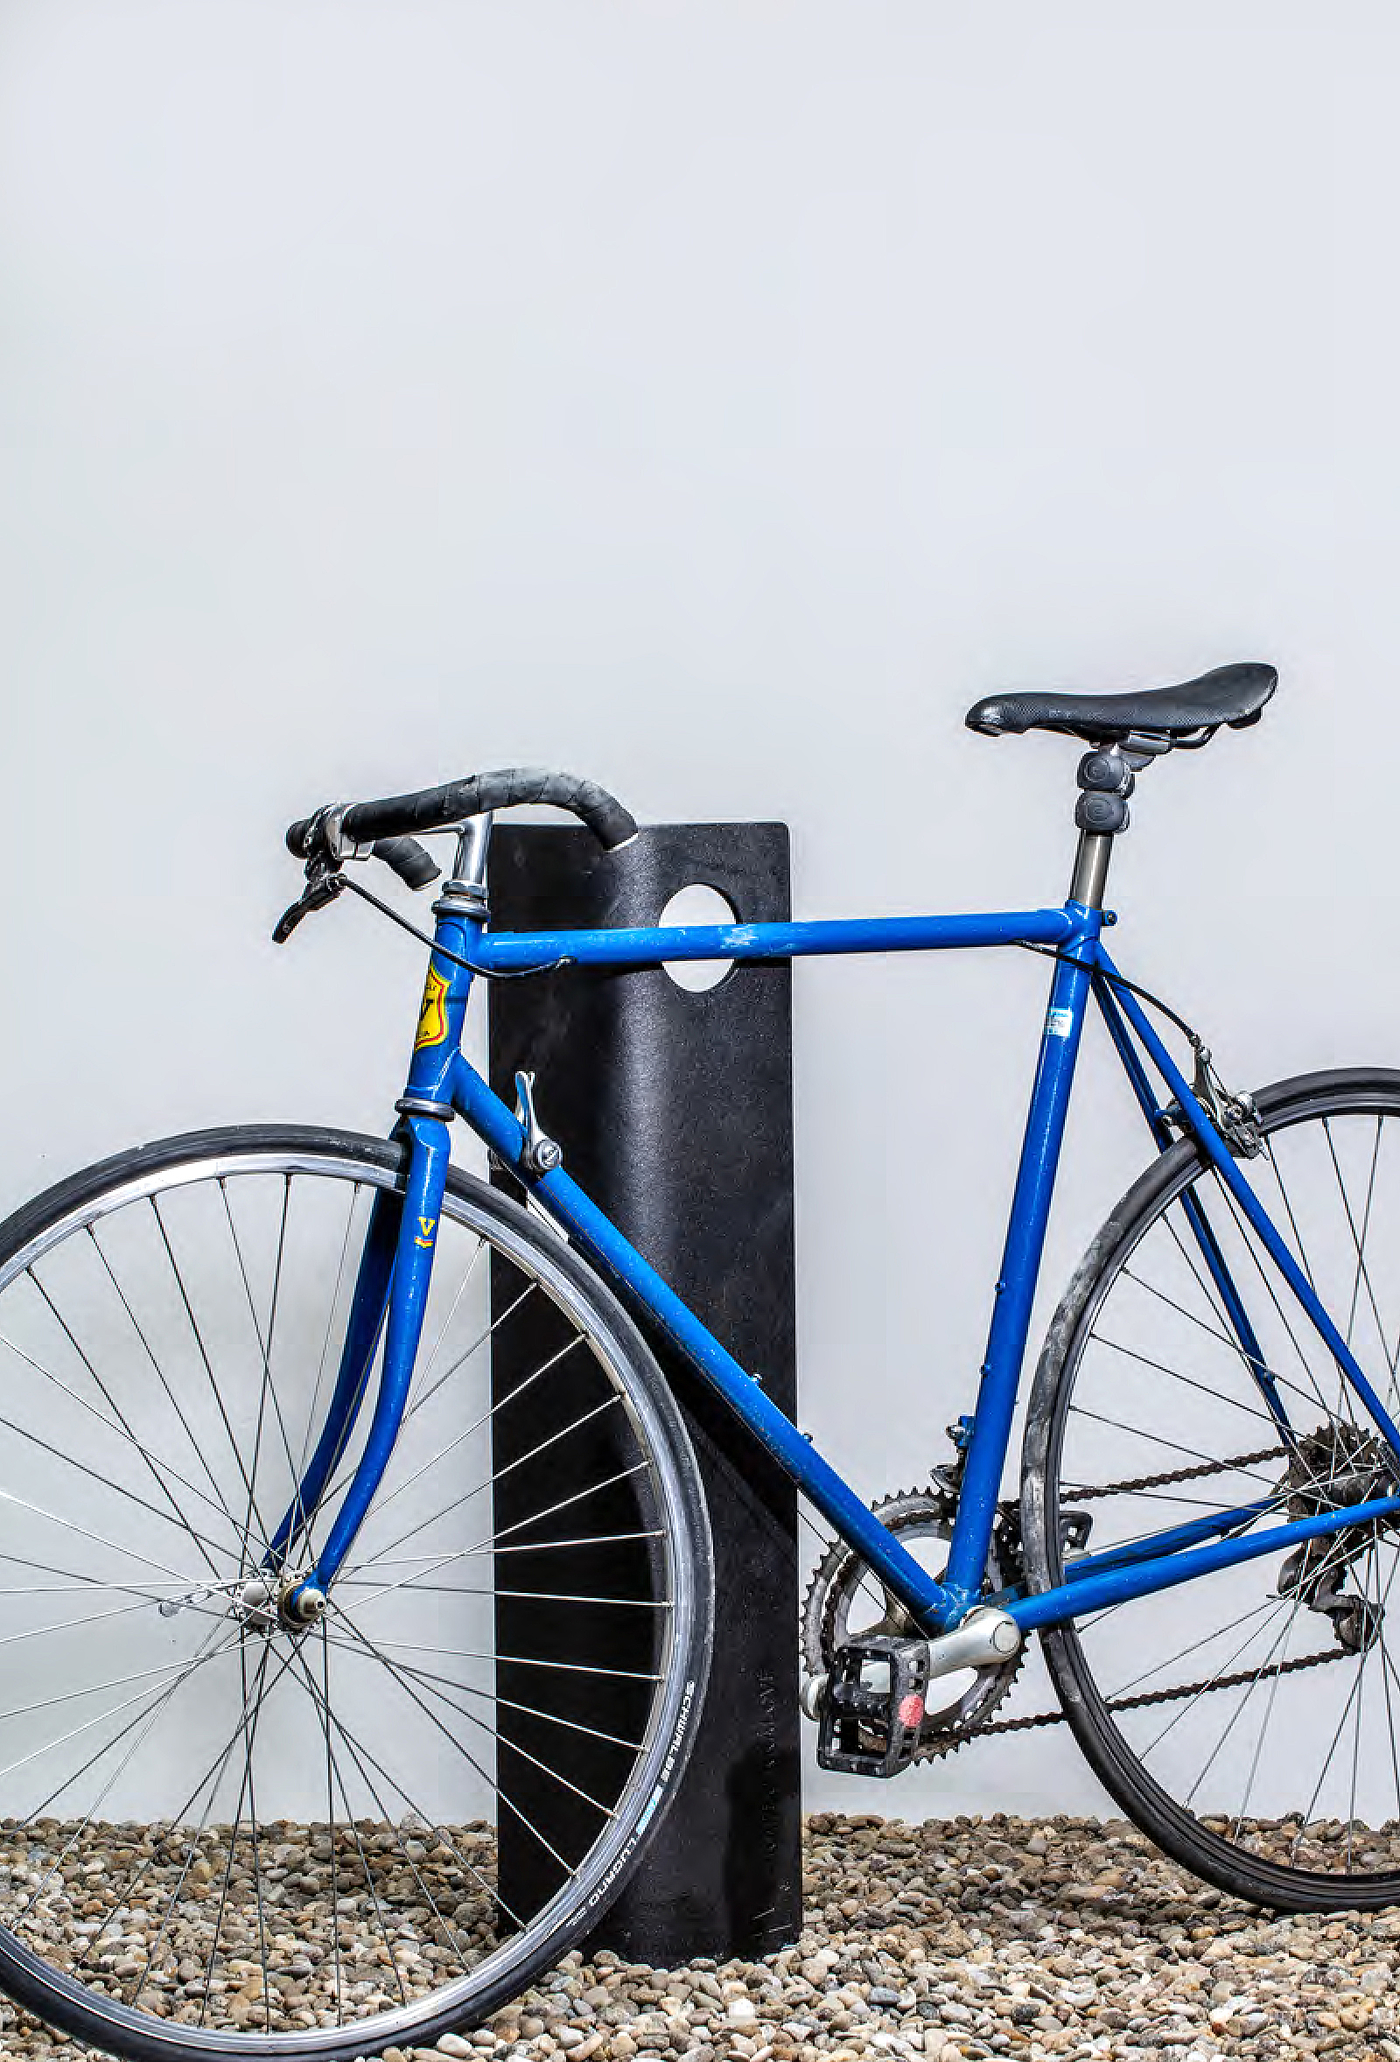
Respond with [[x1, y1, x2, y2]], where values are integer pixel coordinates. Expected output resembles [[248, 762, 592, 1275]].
[[0, 1140, 703, 2053], [1045, 1091, 1400, 1886]]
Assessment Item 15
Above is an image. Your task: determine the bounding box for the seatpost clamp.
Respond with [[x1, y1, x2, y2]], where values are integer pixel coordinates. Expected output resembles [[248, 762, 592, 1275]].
[[1074, 746, 1134, 835]]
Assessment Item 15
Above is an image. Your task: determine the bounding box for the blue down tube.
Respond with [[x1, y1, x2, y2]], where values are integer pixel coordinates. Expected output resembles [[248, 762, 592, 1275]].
[[448, 1051, 958, 1630]]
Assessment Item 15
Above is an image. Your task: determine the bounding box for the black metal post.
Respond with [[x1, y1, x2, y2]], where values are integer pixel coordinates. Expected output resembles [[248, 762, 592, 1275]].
[[488, 822, 802, 1963]]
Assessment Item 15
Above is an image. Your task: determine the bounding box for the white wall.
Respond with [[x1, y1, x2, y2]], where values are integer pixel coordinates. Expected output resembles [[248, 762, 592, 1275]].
[[2, 0, 1399, 1820]]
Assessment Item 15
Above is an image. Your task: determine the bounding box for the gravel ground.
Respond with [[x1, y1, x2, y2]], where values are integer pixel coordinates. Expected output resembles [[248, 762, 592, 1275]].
[[2, 1811, 1396, 2061]]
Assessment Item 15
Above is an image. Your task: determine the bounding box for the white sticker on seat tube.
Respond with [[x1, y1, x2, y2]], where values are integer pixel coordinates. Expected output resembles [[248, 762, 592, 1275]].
[[1044, 1006, 1075, 1039]]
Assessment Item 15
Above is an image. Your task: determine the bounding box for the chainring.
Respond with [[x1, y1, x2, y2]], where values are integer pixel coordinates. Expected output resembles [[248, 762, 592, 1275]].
[[801, 1484, 1025, 1761]]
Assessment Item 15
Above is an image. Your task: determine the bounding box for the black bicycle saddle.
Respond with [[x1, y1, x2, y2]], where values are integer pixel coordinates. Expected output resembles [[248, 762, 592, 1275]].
[[965, 661, 1277, 746]]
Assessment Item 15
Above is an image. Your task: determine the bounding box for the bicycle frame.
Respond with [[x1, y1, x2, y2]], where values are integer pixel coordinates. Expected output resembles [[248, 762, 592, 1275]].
[[276, 840, 1400, 1643]]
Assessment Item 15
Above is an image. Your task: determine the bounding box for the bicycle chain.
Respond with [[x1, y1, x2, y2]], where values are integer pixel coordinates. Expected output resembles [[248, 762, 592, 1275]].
[[971, 1643, 1345, 1738], [951, 1443, 1340, 1743], [1064, 1443, 1289, 1503]]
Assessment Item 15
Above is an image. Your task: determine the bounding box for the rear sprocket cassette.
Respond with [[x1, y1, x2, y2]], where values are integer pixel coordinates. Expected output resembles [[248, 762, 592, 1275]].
[[801, 1484, 1024, 1761]]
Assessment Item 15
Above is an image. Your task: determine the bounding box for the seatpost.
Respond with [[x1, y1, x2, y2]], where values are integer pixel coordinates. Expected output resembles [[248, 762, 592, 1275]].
[[1068, 742, 1142, 909], [1069, 831, 1113, 911]]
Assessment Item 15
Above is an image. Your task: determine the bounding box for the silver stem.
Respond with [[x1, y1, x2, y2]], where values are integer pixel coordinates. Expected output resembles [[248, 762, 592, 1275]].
[[453, 811, 494, 892]]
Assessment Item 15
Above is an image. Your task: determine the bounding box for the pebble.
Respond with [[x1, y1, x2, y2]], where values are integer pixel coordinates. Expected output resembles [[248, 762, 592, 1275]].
[[0, 1811, 1397, 2059]]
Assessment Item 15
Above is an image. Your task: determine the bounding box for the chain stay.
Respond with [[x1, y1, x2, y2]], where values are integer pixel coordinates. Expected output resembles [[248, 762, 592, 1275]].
[[964, 1443, 1342, 1742]]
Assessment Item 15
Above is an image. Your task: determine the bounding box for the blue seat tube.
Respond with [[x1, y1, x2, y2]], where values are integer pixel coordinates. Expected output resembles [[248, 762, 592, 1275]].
[[943, 912, 1100, 1606]]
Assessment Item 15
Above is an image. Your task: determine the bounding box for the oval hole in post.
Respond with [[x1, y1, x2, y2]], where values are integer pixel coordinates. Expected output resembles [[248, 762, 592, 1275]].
[[659, 884, 737, 992]]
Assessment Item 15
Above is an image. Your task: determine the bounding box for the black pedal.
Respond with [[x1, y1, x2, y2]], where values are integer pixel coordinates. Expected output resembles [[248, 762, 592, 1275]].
[[817, 1634, 932, 1778]]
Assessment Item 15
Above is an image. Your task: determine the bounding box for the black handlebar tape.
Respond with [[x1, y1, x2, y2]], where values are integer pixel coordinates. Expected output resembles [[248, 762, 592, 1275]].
[[340, 768, 638, 851], [371, 837, 441, 891]]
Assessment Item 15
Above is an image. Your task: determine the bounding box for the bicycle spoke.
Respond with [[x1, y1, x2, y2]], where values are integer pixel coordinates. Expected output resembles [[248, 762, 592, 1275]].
[[318, 1628, 345, 2024], [0, 1393, 233, 1569], [222, 1175, 301, 1579], [1210, 1159, 1338, 1420], [1087, 1326, 1280, 1425], [326, 1607, 586, 1883], [360, 1334, 591, 1526], [112, 1638, 314, 2006], [151, 1195, 274, 1554], [21, 1269, 234, 1574], [0, 1315, 244, 1552], [296, 1625, 524, 1933], [294, 1179, 361, 1492], [336, 1577, 669, 1608], [1144, 1219, 1325, 1423], [86, 1223, 253, 1545], [341, 1461, 654, 1605], [14, 1621, 235, 1920], [1183, 1589, 1310, 1809], [0, 1483, 199, 1587], [324, 1610, 622, 1818], [1103, 1593, 1282, 1703], [1256, 1141, 1358, 1427], [285, 1639, 477, 1982], [247, 1657, 410, 2020], [1140, 1592, 1296, 1766], [198, 1637, 276, 2028], [1332, 1117, 1384, 1351], [328, 1636, 648, 1753], [312, 1278, 539, 1524], [1323, 1118, 1400, 1422]]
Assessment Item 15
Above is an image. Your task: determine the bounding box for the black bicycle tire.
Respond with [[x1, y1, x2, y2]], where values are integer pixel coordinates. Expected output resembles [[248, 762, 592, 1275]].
[[1021, 1067, 1400, 1913], [0, 1123, 715, 2061]]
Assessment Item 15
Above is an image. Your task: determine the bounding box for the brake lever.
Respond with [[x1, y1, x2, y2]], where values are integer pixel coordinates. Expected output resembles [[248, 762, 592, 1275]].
[[273, 864, 347, 945]]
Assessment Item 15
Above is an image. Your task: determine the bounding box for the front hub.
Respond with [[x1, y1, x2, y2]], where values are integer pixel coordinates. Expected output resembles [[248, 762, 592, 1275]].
[[230, 1572, 328, 1636]]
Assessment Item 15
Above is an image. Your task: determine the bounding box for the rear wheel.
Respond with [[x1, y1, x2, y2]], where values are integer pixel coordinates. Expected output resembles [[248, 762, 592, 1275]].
[[0, 1125, 712, 2058], [1022, 1070, 1400, 1911]]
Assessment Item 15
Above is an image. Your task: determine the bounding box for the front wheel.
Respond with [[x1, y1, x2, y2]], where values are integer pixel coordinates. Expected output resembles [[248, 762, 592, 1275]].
[[0, 1125, 713, 2059], [1022, 1070, 1400, 1911]]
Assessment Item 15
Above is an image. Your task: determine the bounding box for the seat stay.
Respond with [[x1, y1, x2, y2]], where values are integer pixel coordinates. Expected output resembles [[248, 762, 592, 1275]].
[[1097, 943, 1400, 1466], [1091, 971, 1294, 1439]]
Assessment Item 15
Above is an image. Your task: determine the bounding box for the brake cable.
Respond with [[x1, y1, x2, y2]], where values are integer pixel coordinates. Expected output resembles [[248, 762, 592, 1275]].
[[1015, 939, 1202, 1045], [333, 870, 568, 979]]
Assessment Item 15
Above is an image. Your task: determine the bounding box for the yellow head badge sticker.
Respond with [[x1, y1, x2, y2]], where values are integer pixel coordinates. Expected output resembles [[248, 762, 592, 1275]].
[[414, 965, 449, 1051]]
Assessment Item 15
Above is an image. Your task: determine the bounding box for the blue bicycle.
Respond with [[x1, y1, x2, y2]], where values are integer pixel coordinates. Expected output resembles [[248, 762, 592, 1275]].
[[3, 661, 1399, 2061]]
